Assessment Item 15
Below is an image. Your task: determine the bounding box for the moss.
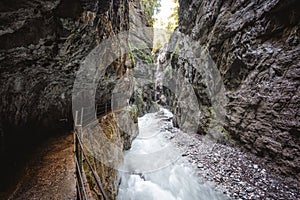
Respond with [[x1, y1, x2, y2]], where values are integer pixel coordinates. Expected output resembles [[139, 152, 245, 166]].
[[135, 88, 146, 114], [218, 126, 231, 143], [127, 104, 138, 123], [128, 43, 136, 69], [119, 4, 124, 12], [86, 170, 96, 189], [132, 48, 154, 63], [81, 113, 124, 199], [150, 100, 160, 111], [206, 106, 232, 144], [173, 42, 179, 56]]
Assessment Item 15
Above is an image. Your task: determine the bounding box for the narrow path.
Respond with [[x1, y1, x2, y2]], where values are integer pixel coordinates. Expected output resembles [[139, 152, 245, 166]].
[[8, 134, 76, 200]]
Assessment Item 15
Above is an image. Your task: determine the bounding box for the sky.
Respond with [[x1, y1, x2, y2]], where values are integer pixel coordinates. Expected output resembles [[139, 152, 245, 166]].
[[152, 0, 178, 51], [153, 0, 178, 29]]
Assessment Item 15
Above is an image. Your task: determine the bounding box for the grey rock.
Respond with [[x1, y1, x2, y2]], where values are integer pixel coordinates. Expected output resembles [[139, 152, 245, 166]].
[[169, 0, 300, 180], [0, 0, 142, 199], [197, 163, 204, 168], [246, 187, 254, 193]]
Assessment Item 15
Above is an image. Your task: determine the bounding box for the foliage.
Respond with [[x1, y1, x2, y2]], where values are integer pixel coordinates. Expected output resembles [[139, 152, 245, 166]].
[[166, 0, 178, 32], [140, 0, 161, 25], [152, 0, 179, 52], [127, 104, 138, 123]]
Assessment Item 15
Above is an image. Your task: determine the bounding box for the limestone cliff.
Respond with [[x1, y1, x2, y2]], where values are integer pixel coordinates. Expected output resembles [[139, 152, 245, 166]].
[[0, 0, 139, 197], [167, 0, 300, 179]]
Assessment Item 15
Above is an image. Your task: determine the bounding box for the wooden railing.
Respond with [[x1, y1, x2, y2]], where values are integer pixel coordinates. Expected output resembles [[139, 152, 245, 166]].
[[73, 90, 129, 199], [74, 108, 108, 200]]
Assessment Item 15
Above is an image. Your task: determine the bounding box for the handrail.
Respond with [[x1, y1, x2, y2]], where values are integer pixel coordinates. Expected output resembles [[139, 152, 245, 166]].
[[75, 155, 89, 200], [74, 92, 131, 199], [74, 108, 109, 200], [78, 102, 129, 128], [75, 130, 108, 200]]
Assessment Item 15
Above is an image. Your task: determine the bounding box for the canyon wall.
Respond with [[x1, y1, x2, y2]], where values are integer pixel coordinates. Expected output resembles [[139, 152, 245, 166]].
[[0, 0, 141, 197], [169, 0, 300, 179], [0, 0, 131, 143]]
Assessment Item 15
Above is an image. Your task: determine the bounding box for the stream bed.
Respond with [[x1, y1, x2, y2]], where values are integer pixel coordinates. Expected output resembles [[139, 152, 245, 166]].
[[117, 109, 225, 200], [116, 108, 300, 200]]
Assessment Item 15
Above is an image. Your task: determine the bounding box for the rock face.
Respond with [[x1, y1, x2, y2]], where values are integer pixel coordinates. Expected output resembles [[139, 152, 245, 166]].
[[81, 111, 138, 199], [171, 0, 300, 179], [128, 0, 158, 116], [0, 0, 140, 198], [0, 0, 132, 152], [0, 0, 131, 134]]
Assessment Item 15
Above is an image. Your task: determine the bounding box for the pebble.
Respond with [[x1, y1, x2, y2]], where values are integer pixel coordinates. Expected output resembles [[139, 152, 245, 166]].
[[161, 114, 300, 200], [28, 44, 36, 50], [197, 163, 204, 168], [239, 192, 246, 197], [246, 187, 254, 193]]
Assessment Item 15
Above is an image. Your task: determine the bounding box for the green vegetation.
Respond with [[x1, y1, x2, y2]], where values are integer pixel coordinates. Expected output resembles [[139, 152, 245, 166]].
[[132, 48, 154, 63], [153, 0, 179, 52], [165, 0, 179, 32], [128, 104, 138, 123], [128, 42, 154, 65], [140, 0, 161, 25]]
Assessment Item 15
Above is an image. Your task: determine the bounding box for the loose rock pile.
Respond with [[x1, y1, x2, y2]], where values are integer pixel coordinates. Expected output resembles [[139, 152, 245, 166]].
[[161, 116, 300, 200]]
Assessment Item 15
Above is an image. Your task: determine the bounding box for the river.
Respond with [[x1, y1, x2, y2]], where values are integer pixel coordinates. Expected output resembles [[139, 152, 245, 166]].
[[117, 108, 226, 200]]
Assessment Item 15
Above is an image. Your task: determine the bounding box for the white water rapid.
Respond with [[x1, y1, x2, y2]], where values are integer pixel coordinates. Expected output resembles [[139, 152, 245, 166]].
[[117, 109, 226, 200]]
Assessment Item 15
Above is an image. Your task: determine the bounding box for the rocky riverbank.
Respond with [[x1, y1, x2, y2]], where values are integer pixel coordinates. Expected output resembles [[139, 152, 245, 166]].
[[160, 110, 300, 200], [167, 0, 300, 179]]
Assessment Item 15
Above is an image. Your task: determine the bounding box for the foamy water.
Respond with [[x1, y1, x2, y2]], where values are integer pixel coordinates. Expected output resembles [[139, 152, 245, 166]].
[[117, 109, 225, 200]]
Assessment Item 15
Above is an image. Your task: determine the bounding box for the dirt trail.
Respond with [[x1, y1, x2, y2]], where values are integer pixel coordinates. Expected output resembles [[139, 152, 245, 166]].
[[8, 134, 76, 200]]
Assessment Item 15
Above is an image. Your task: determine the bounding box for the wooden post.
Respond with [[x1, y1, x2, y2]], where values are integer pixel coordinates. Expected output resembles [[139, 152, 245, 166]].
[[95, 104, 98, 119], [80, 107, 84, 127], [74, 110, 82, 199], [74, 111, 78, 154], [79, 107, 84, 172]]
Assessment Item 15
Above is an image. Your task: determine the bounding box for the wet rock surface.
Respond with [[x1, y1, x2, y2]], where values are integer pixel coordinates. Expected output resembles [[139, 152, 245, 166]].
[[0, 0, 130, 137], [82, 111, 138, 199], [162, 117, 300, 200], [0, 0, 138, 198], [173, 0, 300, 179], [1, 0, 299, 198]]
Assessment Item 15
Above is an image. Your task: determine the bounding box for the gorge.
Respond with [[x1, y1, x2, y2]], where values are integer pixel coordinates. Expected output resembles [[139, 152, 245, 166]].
[[0, 0, 299, 199]]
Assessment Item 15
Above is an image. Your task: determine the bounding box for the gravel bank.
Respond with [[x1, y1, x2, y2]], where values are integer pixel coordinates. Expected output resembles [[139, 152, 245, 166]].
[[160, 112, 300, 200]]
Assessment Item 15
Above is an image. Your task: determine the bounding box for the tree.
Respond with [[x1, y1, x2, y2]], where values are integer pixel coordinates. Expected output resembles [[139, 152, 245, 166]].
[[140, 0, 161, 25]]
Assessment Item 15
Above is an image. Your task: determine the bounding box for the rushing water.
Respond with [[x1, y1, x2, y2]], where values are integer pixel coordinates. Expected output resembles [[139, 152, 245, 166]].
[[117, 109, 225, 200]]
